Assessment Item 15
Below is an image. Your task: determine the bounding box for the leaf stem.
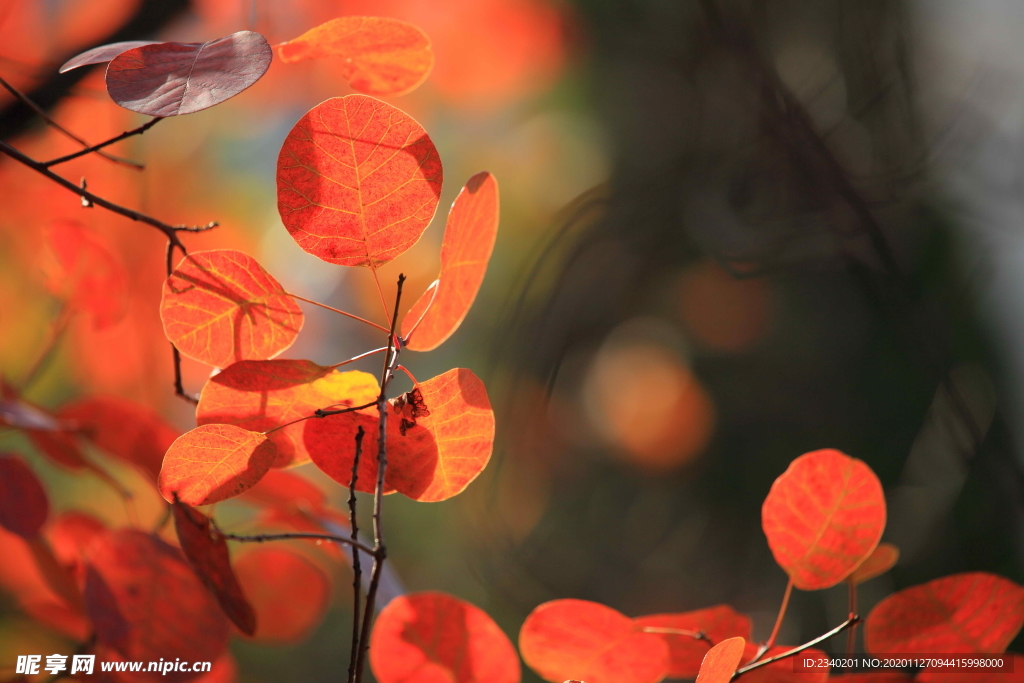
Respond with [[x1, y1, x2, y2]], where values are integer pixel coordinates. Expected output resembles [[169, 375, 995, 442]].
[[640, 626, 714, 647], [262, 401, 377, 434], [749, 577, 793, 664], [42, 116, 163, 167], [370, 267, 393, 328], [396, 364, 418, 385], [330, 347, 388, 369], [845, 579, 858, 666], [286, 292, 390, 333], [732, 615, 860, 679], [223, 530, 377, 557]]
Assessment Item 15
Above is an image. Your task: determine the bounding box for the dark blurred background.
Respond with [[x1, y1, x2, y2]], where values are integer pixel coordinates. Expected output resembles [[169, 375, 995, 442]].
[[2, 0, 1024, 680]]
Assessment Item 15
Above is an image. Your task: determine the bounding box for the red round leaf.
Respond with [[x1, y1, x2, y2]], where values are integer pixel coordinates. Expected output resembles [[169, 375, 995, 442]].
[[105, 31, 272, 116], [172, 502, 256, 636], [636, 605, 752, 679], [695, 637, 745, 683], [370, 591, 520, 683], [276, 94, 443, 266], [58, 396, 179, 483], [402, 172, 499, 351], [0, 455, 49, 538], [236, 468, 328, 513], [848, 543, 899, 585], [59, 40, 159, 72], [277, 16, 433, 96], [158, 424, 278, 506], [83, 530, 230, 681], [233, 547, 331, 643], [865, 572, 1024, 654], [161, 250, 304, 368], [519, 599, 669, 683], [762, 449, 886, 590], [197, 360, 378, 468]]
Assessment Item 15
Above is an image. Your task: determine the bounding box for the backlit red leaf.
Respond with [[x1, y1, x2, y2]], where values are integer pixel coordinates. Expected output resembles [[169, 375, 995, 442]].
[[305, 368, 494, 502], [158, 424, 278, 506], [518, 599, 669, 683], [105, 31, 272, 116], [59, 40, 158, 72], [172, 502, 256, 636], [762, 449, 886, 590], [161, 250, 304, 368], [26, 427, 88, 469], [44, 219, 128, 330], [848, 543, 899, 585], [865, 572, 1024, 654], [695, 637, 745, 683], [402, 172, 499, 351], [58, 396, 179, 482], [0, 455, 49, 538], [233, 547, 331, 643], [46, 511, 105, 579], [276, 95, 443, 267], [370, 591, 520, 683], [83, 530, 229, 681], [277, 17, 433, 96], [196, 360, 378, 467], [635, 605, 752, 678], [236, 468, 328, 513]]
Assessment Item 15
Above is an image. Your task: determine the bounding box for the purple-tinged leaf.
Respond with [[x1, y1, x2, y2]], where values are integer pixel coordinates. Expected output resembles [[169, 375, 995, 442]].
[[105, 31, 272, 117], [59, 41, 159, 73]]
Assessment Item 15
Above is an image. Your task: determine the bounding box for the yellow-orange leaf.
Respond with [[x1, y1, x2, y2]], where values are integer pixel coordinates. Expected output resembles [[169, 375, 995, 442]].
[[761, 449, 886, 590], [276, 95, 443, 267], [197, 360, 378, 468], [158, 424, 278, 506], [848, 543, 899, 585], [277, 17, 433, 97], [402, 172, 499, 351], [304, 368, 494, 502], [695, 637, 745, 683], [161, 250, 303, 368]]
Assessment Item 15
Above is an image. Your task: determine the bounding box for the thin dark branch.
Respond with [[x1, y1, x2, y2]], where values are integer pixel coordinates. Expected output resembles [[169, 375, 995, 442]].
[[314, 401, 377, 418], [353, 273, 406, 683], [0, 73, 141, 168], [732, 616, 860, 679], [42, 116, 162, 167], [640, 626, 714, 647], [223, 530, 377, 557], [348, 426, 365, 683], [0, 139, 217, 247]]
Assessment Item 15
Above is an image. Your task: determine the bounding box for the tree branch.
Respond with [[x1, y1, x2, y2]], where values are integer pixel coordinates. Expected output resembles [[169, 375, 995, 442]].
[[42, 116, 163, 167], [223, 530, 377, 557], [733, 615, 860, 679], [348, 426, 365, 683]]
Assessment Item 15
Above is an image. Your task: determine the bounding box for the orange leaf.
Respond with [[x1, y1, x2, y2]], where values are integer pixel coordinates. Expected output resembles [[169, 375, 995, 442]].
[[26, 427, 89, 469], [0, 454, 49, 538], [518, 599, 670, 683], [865, 572, 1024, 654], [233, 547, 331, 643], [402, 172, 499, 351], [276, 95, 443, 267], [197, 360, 378, 467], [695, 637, 745, 683], [58, 395, 179, 482], [635, 605, 752, 679], [761, 449, 886, 590], [305, 368, 494, 502], [46, 511, 105, 580], [277, 17, 434, 96], [83, 530, 230, 679], [161, 249, 304, 368], [370, 591, 520, 683], [158, 424, 278, 506], [172, 502, 256, 636], [848, 543, 899, 585], [44, 219, 128, 330]]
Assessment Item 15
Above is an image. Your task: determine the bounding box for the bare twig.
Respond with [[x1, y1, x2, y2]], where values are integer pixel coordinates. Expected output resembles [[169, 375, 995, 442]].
[[640, 626, 714, 647], [733, 615, 860, 679], [353, 273, 405, 683], [42, 116, 163, 167], [845, 580, 858, 667], [223, 530, 377, 557], [0, 139, 217, 248], [348, 426, 365, 683], [0, 73, 142, 168]]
